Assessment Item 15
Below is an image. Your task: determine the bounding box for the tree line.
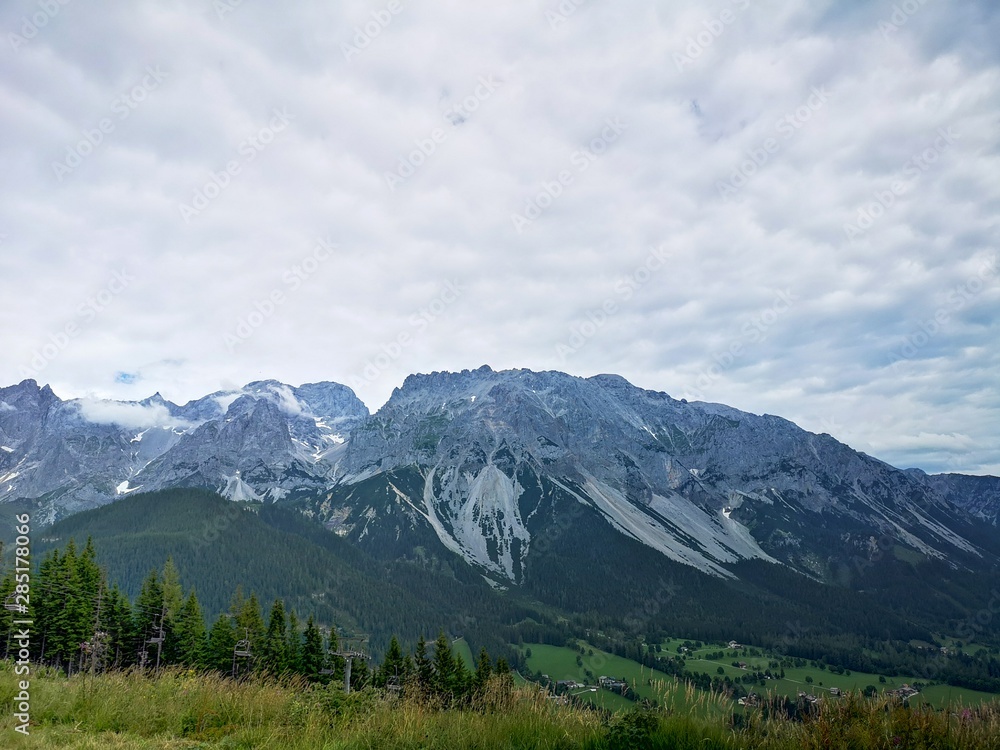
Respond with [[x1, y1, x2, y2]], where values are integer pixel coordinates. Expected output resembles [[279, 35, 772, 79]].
[[0, 537, 510, 701]]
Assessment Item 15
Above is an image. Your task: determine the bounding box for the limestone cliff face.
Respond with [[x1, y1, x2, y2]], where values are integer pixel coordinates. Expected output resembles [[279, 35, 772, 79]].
[[0, 368, 994, 583]]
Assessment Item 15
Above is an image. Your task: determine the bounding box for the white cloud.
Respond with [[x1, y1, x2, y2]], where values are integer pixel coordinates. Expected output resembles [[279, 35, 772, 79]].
[[0, 0, 997, 475], [213, 392, 244, 414], [74, 399, 191, 431], [269, 384, 305, 416]]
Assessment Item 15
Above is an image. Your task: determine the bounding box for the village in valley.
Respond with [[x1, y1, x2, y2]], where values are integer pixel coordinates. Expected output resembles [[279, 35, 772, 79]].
[[527, 635, 934, 711]]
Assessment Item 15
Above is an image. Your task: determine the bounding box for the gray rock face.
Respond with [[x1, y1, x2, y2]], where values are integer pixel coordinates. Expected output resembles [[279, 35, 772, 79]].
[[0, 379, 367, 523], [325, 367, 991, 582], [0, 368, 995, 583], [914, 471, 1000, 524]]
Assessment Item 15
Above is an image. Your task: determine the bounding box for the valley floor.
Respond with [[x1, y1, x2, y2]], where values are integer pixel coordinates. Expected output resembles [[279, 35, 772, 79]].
[[519, 640, 1000, 713], [3, 662, 1000, 749]]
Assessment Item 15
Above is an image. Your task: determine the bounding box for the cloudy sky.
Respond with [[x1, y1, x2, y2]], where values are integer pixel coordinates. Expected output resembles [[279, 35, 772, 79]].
[[1, 0, 998, 475]]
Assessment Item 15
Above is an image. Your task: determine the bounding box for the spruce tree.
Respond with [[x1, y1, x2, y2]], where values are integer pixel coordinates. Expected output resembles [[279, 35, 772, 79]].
[[103, 584, 134, 669], [377, 636, 406, 688], [432, 631, 457, 698], [325, 627, 345, 683], [475, 646, 493, 691], [52, 542, 89, 670], [301, 615, 325, 682], [134, 569, 165, 668], [63, 541, 90, 670], [78, 538, 102, 608], [31, 551, 51, 659], [286, 608, 301, 674], [262, 598, 288, 674], [414, 634, 433, 690], [174, 590, 207, 668], [0, 571, 16, 659], [207, 614, 238, 673], [161, 557, 184, 622], [235, 594, 266, 670], [350, 655, 370, 691]]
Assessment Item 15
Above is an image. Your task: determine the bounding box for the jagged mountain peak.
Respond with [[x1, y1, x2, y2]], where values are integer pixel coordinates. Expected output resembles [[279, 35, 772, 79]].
[[1, 370, 997, 588]]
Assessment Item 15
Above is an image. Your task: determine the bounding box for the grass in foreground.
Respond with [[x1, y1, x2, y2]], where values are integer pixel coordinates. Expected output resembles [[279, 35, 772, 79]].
[[2, 663, 1000, 748]]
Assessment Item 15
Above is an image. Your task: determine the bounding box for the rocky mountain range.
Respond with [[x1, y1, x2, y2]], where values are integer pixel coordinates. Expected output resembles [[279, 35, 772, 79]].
[[2, 367, 998, 586]]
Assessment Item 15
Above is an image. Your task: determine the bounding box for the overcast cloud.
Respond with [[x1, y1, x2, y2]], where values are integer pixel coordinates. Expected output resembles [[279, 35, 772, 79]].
[[1, 0, 998, 475]]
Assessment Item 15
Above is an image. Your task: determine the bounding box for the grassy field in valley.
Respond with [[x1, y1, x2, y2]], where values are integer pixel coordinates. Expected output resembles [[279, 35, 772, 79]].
[[3, 661, 1000, 749]]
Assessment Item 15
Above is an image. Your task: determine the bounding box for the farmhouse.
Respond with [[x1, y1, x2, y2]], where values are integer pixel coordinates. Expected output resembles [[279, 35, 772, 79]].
[[888, 684, 920, 699], [598, 676, 628, 692]]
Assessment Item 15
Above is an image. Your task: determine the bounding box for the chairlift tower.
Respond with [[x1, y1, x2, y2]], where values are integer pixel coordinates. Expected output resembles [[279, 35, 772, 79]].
[[144, 605, 166, 672], [331, 633, 369, 695]]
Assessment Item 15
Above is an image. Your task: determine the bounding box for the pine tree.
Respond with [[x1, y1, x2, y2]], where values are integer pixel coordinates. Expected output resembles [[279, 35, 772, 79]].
[[161, 557, 184, 622], [432, 631, 457, 698], [474, 646, 493, 691], [235, 594, 266, 670], [207, 615, 238, 673], [377, 635, 407, 688], [103, 584, 134, 669], [350, 655, 370, 691], [227, 586, 246, 620], [0, 571, 15, 659], [78, 538, 101, 596], [64, 541, 90, 670], [414, 634, 433, 690], [174, 590, 207, 668], [453, 652, 471, 698], [52, 542, 90, 670], [33, 549, 59, 663], [134, 568, 165, 668], [325, 627, 345, 683], [262, 598, 288, 674], [286, 608, 301, 674], [301, 615, 325, 682]]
